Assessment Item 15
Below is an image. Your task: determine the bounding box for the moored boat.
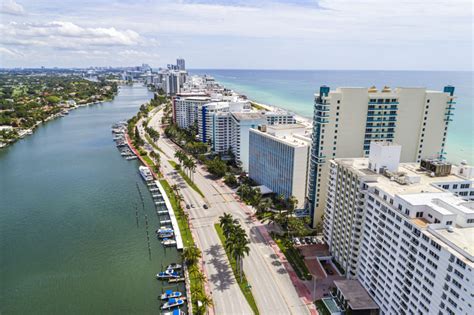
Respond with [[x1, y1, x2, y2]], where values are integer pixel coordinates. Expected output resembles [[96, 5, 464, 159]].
[[161, 298, 185, 310], [160, 290, 183, 300]]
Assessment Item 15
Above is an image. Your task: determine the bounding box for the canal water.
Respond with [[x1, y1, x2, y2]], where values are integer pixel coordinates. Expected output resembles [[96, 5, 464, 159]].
[[0, 85, 182, 314]]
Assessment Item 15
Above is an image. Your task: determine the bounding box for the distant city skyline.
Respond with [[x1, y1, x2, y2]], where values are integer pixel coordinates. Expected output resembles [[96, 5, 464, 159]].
[[0, 0, 472, 71]]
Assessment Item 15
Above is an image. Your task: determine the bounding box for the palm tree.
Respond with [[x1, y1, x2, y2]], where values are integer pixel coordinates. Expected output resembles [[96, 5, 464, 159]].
[[194, 292, 213, 315], [219, 213, 238, 239], [256, 198, 273, 215], [237, 184, 251, 202], [285, 196, 298, 236], [183, 246, 202, 266], [188, 159, 196, 181], [227, 227, 250, 283], [250, 187, 262, 207], [171, 184, 180, 195]]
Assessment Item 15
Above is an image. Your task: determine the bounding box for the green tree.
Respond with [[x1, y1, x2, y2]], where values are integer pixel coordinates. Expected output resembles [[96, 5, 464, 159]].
[[182, 246, 202, 266]]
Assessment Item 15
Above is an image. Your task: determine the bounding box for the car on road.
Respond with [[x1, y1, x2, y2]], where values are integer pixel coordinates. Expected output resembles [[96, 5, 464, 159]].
[[203, 204, 208, 209], [186, 204, 190, 209], [191, 204, 195, 208]]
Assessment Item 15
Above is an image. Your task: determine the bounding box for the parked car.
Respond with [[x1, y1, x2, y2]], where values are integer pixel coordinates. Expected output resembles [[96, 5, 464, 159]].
[[305, 237, 312, 244], [293, 237, 301, 246], [186, 204, 190, 209], [191, 204, 195, 208], [203, 204, 209, 209], [300, 238, 306, 245], [312, 236, 318, 244]]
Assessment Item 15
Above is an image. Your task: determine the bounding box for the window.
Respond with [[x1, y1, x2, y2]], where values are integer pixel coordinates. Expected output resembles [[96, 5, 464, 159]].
[[446, 221, 453, 225]]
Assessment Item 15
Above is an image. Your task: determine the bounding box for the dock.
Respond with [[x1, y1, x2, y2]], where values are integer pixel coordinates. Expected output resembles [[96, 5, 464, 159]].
[[155, 200, 166, 205], [168, 277, 185, 283], [157, 210, 169, 215], [156, 180, 184, 250]]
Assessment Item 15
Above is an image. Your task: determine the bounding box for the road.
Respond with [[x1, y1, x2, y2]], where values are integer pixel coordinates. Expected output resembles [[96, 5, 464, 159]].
[[144, 108, 310, 315]]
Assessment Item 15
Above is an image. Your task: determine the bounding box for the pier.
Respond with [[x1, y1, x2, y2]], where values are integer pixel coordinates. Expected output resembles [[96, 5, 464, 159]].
[[156, 180, 183, 250]]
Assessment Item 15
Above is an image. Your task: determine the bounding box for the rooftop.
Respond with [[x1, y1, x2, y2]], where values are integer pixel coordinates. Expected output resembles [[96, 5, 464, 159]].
[[340, 158, 469, 196], [231, 112, 265, 121], [334, 280, 379, 310], [431, 226, 474, 263]]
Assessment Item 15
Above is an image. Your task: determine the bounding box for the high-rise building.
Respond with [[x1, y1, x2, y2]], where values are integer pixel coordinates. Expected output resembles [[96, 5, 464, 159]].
[[249, 124, 311, 207], [173, 95, 210, 129], [197, 101, 297, 171], [308, 85, 456, 225], [323, 142, 474, 315], [230, 112, 267, 171], [177, 58, 185, 70]]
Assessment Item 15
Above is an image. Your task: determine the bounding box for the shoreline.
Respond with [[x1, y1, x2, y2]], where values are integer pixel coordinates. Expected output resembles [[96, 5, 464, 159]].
[[250, 100, 312, 126], [0, 95, 117, 149]]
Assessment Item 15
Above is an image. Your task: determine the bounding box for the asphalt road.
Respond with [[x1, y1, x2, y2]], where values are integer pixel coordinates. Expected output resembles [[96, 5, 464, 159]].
[[145, 108, 310, 315]]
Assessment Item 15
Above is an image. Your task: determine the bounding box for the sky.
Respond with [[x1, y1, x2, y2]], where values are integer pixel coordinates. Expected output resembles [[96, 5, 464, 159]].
[[0, 0, 472, 70]]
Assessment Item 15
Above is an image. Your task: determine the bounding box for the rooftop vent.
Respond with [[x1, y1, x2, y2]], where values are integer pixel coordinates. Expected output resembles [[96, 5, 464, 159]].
[[420, 159, 452, 177]]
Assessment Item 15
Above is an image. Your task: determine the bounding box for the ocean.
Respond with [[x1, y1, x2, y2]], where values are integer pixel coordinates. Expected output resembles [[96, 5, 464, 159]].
[[190, 69, 473, 164]]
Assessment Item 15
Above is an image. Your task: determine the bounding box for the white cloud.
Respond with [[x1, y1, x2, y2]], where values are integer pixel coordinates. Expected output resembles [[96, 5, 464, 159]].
[[0, 21, 140, 49], [1, 0, 25, 15], [0, 47, 23, 57]]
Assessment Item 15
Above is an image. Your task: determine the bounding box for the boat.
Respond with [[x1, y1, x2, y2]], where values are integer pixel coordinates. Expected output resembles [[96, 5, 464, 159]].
[[156, 269, 180, 279], [126, 156, 138, 160], [161, 238, 177, 247], [161, 298, 185, 310], [160, 290, 183, 300], [157, 231, 174, 239], [156, 226, 174, 234], [139, 166, 154, 181], [161, 309, 185, 315], [166, 263, 182, 270]]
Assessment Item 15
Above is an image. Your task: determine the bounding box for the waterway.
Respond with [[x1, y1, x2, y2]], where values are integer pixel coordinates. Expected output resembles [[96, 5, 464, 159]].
[[0, 85, 182, 314]]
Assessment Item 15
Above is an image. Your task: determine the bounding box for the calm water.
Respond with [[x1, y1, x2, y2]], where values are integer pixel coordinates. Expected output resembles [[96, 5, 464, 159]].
[[191, 69, 473, 164], [0, 85, 182, 314]]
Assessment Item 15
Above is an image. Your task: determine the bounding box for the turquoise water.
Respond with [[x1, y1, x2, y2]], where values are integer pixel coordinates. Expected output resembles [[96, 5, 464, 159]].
[[0, 85, 182, 314], [191, 70, 473, 164]]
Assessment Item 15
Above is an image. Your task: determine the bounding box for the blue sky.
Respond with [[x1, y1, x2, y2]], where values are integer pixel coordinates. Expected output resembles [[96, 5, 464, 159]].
[[0, 0, 472, 70]]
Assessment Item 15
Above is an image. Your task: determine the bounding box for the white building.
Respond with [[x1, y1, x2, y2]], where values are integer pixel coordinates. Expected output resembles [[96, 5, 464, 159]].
[[308, 85, 456, 225], [323, 142, 474, 315], [249, 124, 311, 207], [230, 112, 267, 171], [173, 95, 210, 129]]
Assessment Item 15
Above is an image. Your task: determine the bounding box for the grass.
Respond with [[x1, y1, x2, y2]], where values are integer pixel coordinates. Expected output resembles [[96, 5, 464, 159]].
[[168, 160, 205, 198], [159, 179, 194, 248], [214, 224, 260, 315], [314, 300, 331, 315], [145, 134, 165, 154], [273, 235, 312, 280]]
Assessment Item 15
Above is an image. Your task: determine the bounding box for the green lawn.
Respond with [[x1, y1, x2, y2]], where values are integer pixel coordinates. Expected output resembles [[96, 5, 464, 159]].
[[214, 224, 260, 315], [168, 160, 205, 198], [273, 235, 312, 280]]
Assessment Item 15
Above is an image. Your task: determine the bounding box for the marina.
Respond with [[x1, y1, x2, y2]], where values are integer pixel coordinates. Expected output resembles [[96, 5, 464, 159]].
[[0, 85, 185, 314]]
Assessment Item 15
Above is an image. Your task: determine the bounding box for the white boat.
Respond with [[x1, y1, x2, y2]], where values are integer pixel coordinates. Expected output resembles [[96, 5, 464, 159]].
[[157, 232, 174, 239], [126, 156, 138, 160], [161, 309, 185, 315], [166, 263, 182, 270], [161, 238, 177, 247], [156, 269, 180, 279], [160, 290, 183, 300], [139, 166, 153, 181], [161, 298, 185, 310]]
